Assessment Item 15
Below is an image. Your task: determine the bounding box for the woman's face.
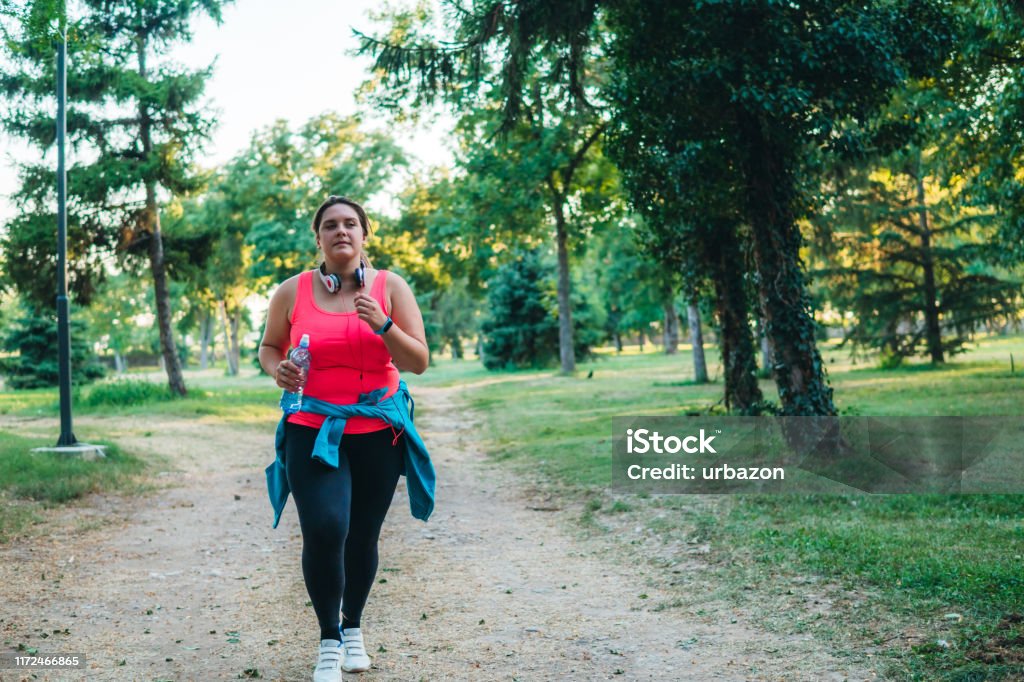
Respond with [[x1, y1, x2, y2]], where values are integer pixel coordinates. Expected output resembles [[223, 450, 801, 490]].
[[317, 203, 365, 261]]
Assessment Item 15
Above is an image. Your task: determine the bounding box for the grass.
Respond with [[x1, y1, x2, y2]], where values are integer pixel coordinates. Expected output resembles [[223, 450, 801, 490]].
[[1, 338, 1022, 678], [0, 369, 281, 422], [0, 431, 149, 542], [718, 495, 1024, 678], [432, 333, 1024, 681]]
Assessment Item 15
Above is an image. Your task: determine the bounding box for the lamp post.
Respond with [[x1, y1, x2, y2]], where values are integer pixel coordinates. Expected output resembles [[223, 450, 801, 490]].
[[27, 5, 106, 461], [55, 21, 76, 447]]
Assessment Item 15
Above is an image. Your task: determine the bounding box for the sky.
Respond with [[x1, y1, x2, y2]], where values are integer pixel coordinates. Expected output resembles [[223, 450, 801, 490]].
[[0, 0, 455, 224]]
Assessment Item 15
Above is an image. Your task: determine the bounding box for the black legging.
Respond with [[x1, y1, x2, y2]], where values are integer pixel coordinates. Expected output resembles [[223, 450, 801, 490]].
[[284, 421, 404, 641]]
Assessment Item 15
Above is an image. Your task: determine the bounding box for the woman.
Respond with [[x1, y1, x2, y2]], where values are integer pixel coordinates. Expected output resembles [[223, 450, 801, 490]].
[[259, 195, 431, 681]]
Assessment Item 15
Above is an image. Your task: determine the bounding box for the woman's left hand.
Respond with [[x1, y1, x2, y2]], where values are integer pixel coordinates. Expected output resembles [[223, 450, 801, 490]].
[[354, 292, 388, 332]]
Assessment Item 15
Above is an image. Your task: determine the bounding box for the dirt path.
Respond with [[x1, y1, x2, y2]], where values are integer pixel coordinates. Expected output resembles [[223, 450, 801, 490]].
[[0, 387, 876, 681]]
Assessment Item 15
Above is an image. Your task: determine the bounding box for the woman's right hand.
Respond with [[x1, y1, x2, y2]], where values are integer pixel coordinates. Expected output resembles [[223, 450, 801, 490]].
[[275, 360, 307, 392]]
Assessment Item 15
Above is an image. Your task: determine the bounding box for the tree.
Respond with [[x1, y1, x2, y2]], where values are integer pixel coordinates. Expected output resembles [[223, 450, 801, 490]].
[[605, 0, 953, 415], [80, 271, 152, 372], [159, 114, 407, 373], [807, 52, 1024, 366], [360, 0, 953, 416], [430, 278, 477, 359], [360, 5, 617, 374], [161, 194, 248, 375], [0, 0, 230, 396], [813, 146, 1020, 366], [480, 250, 558, 369], [2, 301, 106, 389], [458, 102, 613, 373], [480, 248, 600, 369], [588, 217, 669, 353], [371, 172, 488, 360], [238, 114, 407, 286], [949, 1, 1024, 266], [608, 118, 763, 406]]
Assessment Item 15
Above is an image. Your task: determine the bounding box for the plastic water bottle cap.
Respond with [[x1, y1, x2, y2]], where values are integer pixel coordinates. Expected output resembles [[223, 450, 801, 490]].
[[299, 333, 310, 347]]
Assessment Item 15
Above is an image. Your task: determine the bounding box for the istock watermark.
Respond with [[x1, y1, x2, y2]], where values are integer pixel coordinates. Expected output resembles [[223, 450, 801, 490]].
[[625, 428, 718, 454], [611, 416, 1024, 494]]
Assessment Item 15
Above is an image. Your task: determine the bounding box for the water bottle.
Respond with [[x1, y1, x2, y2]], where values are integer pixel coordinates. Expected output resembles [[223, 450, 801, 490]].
[[280, 334, 311, 415]]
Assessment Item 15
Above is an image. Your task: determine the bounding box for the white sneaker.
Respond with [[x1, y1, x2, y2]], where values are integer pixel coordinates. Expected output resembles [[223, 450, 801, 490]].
[[313, 639, 343, 682], [341, 627, 372, 673]]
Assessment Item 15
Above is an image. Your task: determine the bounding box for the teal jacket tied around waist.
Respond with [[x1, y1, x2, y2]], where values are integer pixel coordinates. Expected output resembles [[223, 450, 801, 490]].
[[265, 379, 435, 528]]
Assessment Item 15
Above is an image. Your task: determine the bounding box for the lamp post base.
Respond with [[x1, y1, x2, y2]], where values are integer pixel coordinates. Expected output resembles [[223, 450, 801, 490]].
[[31, 443, 106, 461]]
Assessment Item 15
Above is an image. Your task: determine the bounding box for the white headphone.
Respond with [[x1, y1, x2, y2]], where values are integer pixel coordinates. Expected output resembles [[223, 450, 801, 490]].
[[318, 257, 366, 294]]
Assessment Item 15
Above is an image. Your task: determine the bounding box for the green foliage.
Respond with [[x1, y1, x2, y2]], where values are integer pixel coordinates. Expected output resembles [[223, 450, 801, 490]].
[[1, 304, 105, 389], [811, 78, 1024, 365], [479, 250, 601, 370], [588, 216, 674, 344], [0, 0, 228, 309], [79, 272, 153, 358], [0, 0, 232, 396], [356, 0, 602, 132], [79, 378, 177, 408], [949, 1, 1024, 264], [423, 278, 477, 359], [605, 0, 954, 415], [370, 175, 484, 358], [229, 114, 407, 287], [153, 113, 406, 374], [480, 250, 558, 370], [361, 6, 621, 373]]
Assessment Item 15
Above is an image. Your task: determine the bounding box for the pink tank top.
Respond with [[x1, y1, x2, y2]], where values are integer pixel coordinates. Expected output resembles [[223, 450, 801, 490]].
[[285, 269, 400, 434]]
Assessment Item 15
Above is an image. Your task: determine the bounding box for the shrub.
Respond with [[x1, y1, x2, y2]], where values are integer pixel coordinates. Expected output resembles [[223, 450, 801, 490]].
[[80, 379, 176, 407], [2, 306, 106, 389], [480, 250, 560, 370], [479, 249, 603, 370]]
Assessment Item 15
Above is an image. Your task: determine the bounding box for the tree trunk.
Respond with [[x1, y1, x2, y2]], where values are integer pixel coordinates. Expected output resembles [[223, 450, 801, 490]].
[[220, 300, 239, 376], [916, 156, 944, 363], [737, 110, 835, 416], [687, 301, 708, 384], [759, 318, 773, 375], [114, 350, 126, 374], [706, 228, 763, 411], [662, 299, 679, 355], [552, 191, 576, 373], [541, 126, 602, 373], [230, 306, 242, 374], [138, 37, 186, 396], [614, 331, 623, 353], [144, 190, 186, 395], [199, 308, 213, 370], [638, 329, 645, 353]]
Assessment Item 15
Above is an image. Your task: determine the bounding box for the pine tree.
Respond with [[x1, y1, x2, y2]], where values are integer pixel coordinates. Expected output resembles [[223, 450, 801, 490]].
[[2, 303, 106, 389], [0, 0, 229, 396], [480, 250, 559, 370]]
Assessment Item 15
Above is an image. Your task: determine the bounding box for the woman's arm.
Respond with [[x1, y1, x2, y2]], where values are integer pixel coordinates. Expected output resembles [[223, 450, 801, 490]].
[[259, 278, 304, 391], [354, 272, 429, 374]]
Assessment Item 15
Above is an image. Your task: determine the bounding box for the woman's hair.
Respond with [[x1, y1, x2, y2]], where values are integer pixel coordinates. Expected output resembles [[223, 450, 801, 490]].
[[310, 195, 372, 237]]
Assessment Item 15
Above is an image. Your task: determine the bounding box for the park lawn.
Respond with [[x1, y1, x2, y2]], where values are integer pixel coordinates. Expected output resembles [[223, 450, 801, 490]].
[[0, 369, 282, 423], [1, 340, 1021, 678], [439, 334, 1024, 681], [0, 368, 280, 542], [0, 431, 149, 542]]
